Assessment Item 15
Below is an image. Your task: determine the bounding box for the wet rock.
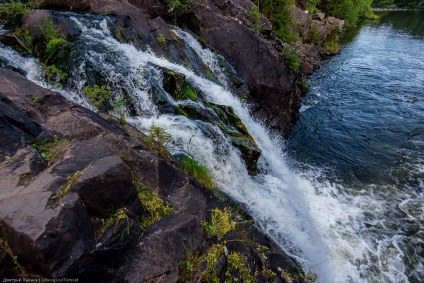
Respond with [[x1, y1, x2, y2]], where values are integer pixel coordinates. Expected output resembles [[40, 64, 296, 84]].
[[21, 10, 51, 40], [72, 156, 144, 218], [186, 0, 300, 135]]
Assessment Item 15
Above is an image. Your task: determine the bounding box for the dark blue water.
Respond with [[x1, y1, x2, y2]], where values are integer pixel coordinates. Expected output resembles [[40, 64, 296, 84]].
[[288, 10, 424, 282]]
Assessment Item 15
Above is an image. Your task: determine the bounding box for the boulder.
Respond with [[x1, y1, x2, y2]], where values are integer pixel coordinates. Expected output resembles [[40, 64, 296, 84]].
[[72, 156, 144, 218], [0, 93, 44, 160], [123, 214, 204, 282], [0, 192, 94, 277]]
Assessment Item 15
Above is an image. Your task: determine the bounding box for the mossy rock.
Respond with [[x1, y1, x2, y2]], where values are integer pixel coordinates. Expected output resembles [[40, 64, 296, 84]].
[[162, 69, 199, 101]]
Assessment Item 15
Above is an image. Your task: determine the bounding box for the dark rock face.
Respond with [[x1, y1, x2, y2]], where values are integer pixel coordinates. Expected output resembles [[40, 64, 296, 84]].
[[72, 156, 144, 217], [186, 0, 300, 135], [123, 214, 204, 282]]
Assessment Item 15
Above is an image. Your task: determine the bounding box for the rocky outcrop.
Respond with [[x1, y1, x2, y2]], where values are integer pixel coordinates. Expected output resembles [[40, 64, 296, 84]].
[[0, 68, 306, 282], [30, 0, 302, 135]]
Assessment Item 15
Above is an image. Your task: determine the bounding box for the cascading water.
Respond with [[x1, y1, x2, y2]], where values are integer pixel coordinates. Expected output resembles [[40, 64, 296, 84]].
[[1, 11, 422, 283]]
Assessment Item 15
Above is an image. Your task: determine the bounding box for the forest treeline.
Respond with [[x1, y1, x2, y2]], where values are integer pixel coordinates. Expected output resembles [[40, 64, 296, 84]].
[[372, 0, 424, 8], [254, 0, 374, 43]]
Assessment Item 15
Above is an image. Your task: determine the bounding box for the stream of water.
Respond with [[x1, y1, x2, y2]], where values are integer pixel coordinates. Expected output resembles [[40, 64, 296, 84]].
[[1, 10, 423, 283]]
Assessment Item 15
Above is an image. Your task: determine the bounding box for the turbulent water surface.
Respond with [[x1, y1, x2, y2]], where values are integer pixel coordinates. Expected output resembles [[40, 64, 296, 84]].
[[1, 9, 423, 283], [288, 10, 424, 283]]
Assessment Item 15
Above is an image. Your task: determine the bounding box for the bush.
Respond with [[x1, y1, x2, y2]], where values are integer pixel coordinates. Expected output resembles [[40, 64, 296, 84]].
[[0, 0, 38, 21], [281, 46, 300, 72], [145, 125, 172, 155], [245, 5, 264, 33], [82, 84, 111, 109], [167, 0, 192, 18]]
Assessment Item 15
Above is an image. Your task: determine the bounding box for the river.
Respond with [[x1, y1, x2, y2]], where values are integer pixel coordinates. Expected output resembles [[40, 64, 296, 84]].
[[287, 10, 424, 282], [0, 8, 423, 283]]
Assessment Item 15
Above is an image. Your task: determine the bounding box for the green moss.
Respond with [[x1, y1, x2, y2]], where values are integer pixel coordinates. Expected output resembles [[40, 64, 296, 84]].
[[181, 82, 197, 100], [137, 184, 173, 229], [202, 207, 235, 238], [42, 64, 67, 82]]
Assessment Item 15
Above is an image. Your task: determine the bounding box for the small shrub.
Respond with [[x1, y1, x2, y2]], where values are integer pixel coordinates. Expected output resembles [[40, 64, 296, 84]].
[[137, 184, 173, 229], [145, 125, 172, 155], [245, 5, 264, 33], [28, 95, 42, 103], [225, 252, 255, 283], [281, 46, 300, 72], [113, 94, 127, 125], [13, 25, 33, 53], [0, 234, 26, 275], [39, 17, 70, 64], [82, 84, 111, 109], [167, 0, 192, 19], [202, 207, 235, 238], [306, 26, 321, 46], [42, 64, 67, 82], [157, 33, 166, 45]]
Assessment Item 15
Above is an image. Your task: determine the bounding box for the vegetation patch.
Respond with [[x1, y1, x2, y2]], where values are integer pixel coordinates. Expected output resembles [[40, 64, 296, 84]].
[[98, 208, 127, 237], [0, 231, 26, 275], [281, 46, 300, 72], [180, 155, 214, 190], [202, 207, 235, 238], [82, 84, 111, 109], [136, 183, 173, 229], [51, 171, 82, 200], [29, 136, 69, 164], [225, 251, 256, 283], [167, 0, 192, 20], [0, 0, 38, 21], [181, 82, 197, 100], [245, 5, 264, 33], [157, 33, 166, 45], [144, 125, 172, 156]]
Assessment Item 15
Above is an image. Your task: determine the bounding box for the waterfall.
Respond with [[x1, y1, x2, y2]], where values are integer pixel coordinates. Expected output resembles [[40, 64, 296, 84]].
[[0, 13, 412, 283]]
